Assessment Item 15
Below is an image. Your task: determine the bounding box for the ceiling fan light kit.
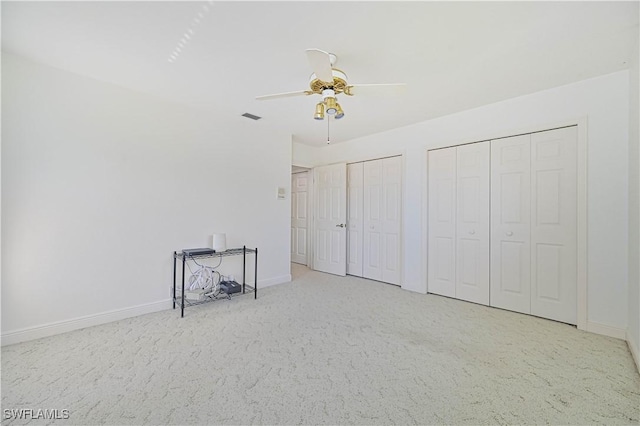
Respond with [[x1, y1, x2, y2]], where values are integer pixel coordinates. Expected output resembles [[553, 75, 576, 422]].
[[324, 96, 338, 114], [314, 102, 325, 120]]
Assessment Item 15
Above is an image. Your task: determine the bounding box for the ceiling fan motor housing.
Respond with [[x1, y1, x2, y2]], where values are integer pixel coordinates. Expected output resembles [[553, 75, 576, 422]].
[[309, 69, 349, 95]]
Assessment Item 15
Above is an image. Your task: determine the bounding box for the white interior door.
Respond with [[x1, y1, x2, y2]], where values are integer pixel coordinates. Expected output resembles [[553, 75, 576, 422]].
[[382, 156, 402, 285], [530, 127, 578, 324], [490, 134, 532, 314], [291, 172, 309, 265], [347, 163, 364, 277], [363, 159, 383, 281], [456, 142, 490, 305], [428, 147, 457, 297], [313, 163, 347, 276]]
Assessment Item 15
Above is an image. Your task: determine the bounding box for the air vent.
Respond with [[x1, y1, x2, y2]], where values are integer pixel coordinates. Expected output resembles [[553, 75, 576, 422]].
[[242, 113, 262, 121]]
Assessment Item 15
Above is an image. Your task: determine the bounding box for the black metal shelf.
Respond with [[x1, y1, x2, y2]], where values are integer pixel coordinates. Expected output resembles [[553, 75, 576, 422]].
[[174, 247, 257, 260], [172, 245, 258, 317]]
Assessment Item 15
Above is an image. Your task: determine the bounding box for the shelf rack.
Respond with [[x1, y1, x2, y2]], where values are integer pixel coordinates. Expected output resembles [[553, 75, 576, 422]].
[[172, 246, 257, 317]]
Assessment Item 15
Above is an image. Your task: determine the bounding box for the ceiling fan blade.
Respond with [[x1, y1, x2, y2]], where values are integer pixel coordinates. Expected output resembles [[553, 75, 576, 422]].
[[345, 83, 407, 96], [305, 48, 334, 83], [256, 90, 312, 101]]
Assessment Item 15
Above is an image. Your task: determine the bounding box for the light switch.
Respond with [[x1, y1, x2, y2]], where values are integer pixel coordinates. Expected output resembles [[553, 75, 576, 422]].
[[277, 187, 286, 200]]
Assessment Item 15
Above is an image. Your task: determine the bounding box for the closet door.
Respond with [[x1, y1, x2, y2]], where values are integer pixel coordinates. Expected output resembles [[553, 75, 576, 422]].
[[530, 127, 577, 324], [428, 148, 457, 297], [291, 172, 309, 265], [490, 135, 531, 314], [382, 156, 402, 285], [363, 159, 383, 281], [456, 142, 490, 305], [347, 163, 364, 277]]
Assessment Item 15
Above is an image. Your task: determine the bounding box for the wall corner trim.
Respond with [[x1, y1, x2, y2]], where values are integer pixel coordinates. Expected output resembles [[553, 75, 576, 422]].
[[626, 331, 640, 374]]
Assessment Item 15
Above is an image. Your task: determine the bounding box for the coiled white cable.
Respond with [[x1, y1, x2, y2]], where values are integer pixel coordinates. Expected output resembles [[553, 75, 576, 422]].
[[187, 263, 221, 293]]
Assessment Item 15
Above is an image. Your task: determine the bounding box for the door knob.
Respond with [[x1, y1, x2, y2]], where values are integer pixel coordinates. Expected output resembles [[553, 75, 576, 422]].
[[335, 224, 346, 228], [469, 230, 475, 235], [506, 231, 513, 236]]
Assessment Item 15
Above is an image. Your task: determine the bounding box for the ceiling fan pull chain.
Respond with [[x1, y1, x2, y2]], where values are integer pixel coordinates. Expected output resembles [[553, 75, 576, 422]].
[[327, 115, 331, 144]]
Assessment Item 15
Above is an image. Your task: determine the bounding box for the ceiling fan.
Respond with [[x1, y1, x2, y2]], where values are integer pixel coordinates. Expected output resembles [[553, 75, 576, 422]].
[[256, 48, 406, 120]]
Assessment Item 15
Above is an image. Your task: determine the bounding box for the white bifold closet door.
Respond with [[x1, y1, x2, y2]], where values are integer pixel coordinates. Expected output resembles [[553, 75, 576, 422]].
[[530, 127, 577, 324], [347, 163, 364, 276], [428, 143, 490, 304], [359, 156, 402, 285], [381, 156, 402, 284], [456, 142, 490, 305], [427, 148, 457, 297], [363, 160, 383, 280], [491, 127, 577, 324], [291, 172, 309, 265], [490, 134, 532, 313]]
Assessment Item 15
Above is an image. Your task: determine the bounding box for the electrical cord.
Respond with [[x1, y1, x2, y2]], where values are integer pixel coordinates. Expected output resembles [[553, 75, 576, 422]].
[[186, 257, 222, 292]]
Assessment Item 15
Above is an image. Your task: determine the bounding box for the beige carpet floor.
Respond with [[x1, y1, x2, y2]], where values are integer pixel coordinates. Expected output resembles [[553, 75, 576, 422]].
[[2, 263, 639, 425]]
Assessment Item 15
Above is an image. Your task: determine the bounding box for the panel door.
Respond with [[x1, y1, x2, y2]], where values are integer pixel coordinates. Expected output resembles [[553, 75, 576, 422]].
[[291, 179, 297, 262], [428, 147, 457, 297], [347, 163, 364, 277], [291, 172, 309, 265], [363, 159, 383, 281], [382, 156, 402, 285], [490, 135, 532, 314], [456, 142, 490, 305], [313, 163, 347, 276], [530, 127, 578, 324]]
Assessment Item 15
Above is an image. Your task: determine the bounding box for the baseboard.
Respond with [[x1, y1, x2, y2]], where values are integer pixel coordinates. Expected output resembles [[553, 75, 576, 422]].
[[1, 274, 292, 347], [1, 299, 172, 347], [586, 321, 627, 340], [258, 274, 291, 288], [626, 332, 640, 374]]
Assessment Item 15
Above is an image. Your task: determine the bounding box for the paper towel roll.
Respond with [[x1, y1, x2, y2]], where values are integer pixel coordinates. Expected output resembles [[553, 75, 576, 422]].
[[212, 233, 227, 252]]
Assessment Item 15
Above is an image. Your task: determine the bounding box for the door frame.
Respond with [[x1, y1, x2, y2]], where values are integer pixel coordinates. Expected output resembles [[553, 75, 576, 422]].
[[423, 117, 588, 331]]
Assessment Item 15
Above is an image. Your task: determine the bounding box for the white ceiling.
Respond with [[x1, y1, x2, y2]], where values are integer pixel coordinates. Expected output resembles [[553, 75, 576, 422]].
[[2, 1, 638, 146]]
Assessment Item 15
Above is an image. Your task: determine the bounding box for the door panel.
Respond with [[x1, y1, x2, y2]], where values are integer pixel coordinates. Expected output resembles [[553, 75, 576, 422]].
[[291, 190, 297, 261], [382, 156, 402, 285], [363, 160, 383, 281], [490, 135, 531, 314], [428, 148, 456, 297], [291, 172, 309, 265], [313, 164, 347, 276], [500, 241, 527, 293], [456, 141, 490, 305], [459, 238, 479, 285], [531, 126, 577, 324], [347, 163, 364, 277]]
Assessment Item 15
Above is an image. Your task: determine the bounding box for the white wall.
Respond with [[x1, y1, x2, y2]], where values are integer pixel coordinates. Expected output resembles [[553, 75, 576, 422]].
[[292, 141, 323, 169], [628, 24, 640, 369], [318, 71, 630, 333], [1, 53, 292, 344]]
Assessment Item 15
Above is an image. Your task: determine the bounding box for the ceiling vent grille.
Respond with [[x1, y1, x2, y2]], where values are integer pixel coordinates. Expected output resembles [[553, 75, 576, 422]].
[[242, 113, 262, 121]]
